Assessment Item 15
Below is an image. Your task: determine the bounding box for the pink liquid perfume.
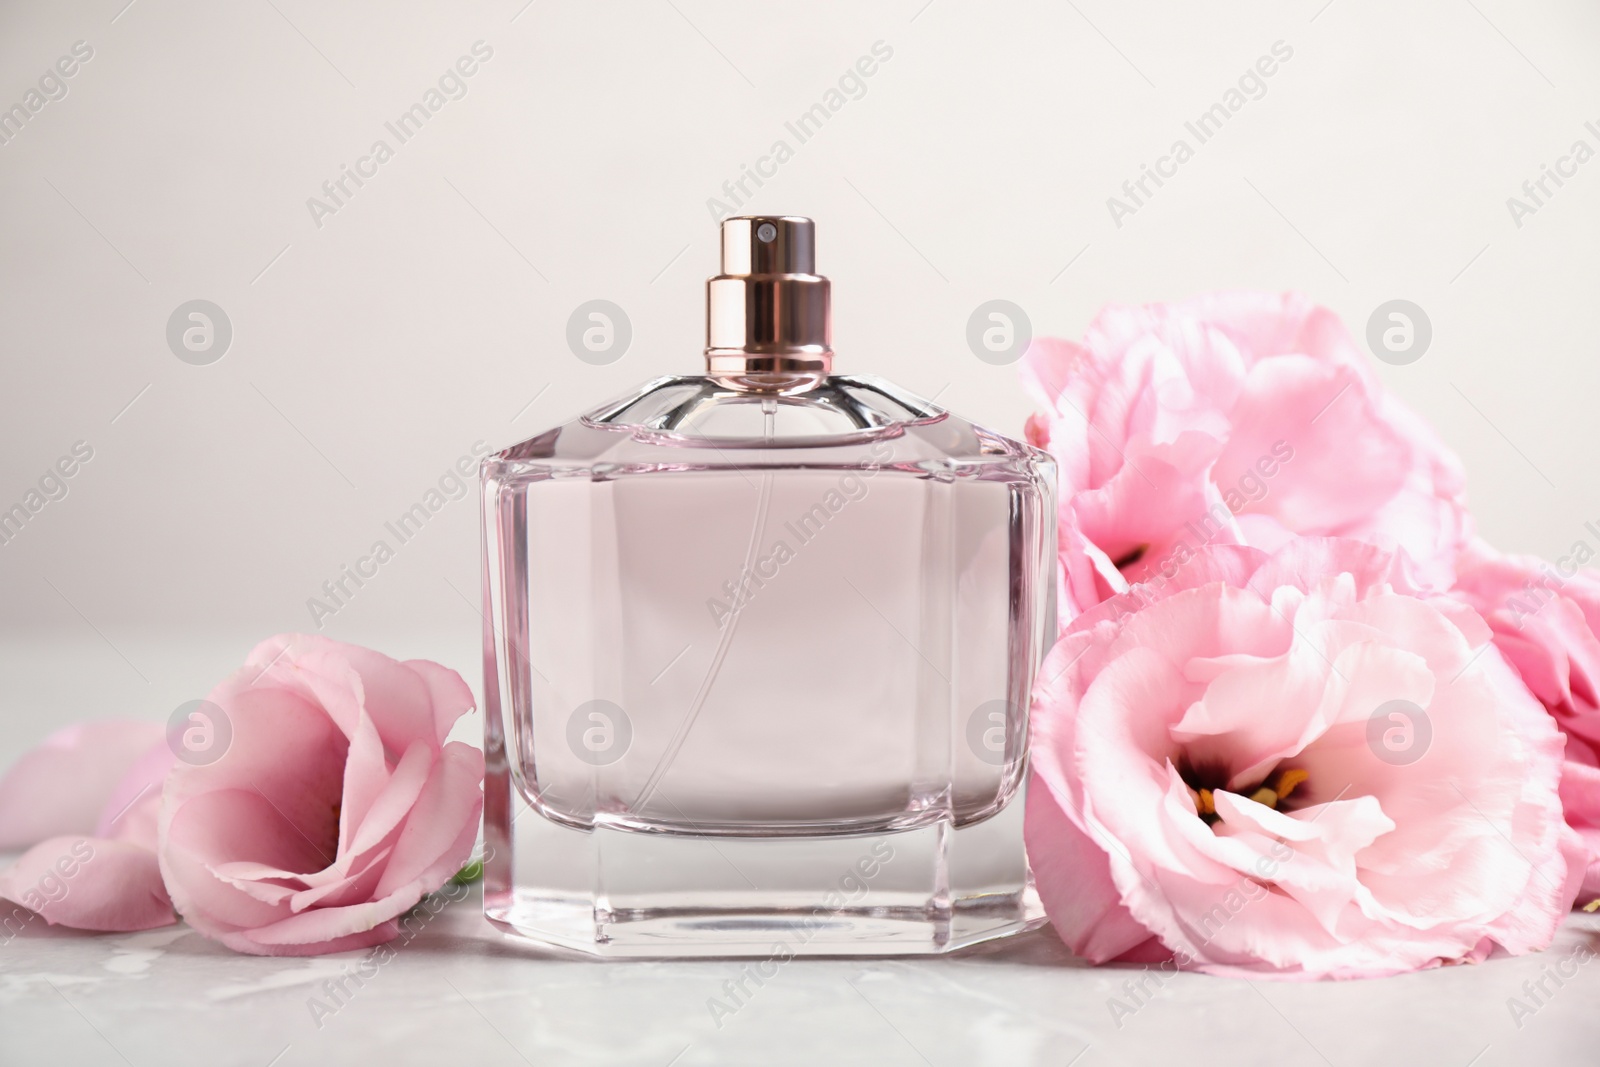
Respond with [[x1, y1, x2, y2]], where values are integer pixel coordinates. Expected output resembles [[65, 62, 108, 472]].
[[481, 216, 1056, 956]]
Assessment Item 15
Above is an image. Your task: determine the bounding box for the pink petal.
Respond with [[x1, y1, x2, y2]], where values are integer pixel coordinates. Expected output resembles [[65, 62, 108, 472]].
[[222, 920, 402, 957], [1213, 357, 1406, 533], [233, 892, 420, 953], [1076, 439, 1224, 574], [334, 711, 393, 856], [372, 742, 484, 899], [235, 636, 372, 749], [0, 721, 163, 849], [0, 836, 174, 931], [1244, 537, 1418, 601], [346, 741, 434, 859], [403, 658, 477, 745], [243, 635, 470, 757], [94, 738, 178, 849], [287, 847, 394, 912], [163, 684, 347, 856], [1560, 759, 1600, 901], [1210, 291, 1327, 354], [1024, 773, 1151, 961], [1019, 337, 1095, 425], [161, 788, 331, 936]]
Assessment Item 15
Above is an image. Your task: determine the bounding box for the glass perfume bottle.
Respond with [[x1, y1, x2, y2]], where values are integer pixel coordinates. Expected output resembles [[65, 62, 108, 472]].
[[481, 216, 1057, 956]]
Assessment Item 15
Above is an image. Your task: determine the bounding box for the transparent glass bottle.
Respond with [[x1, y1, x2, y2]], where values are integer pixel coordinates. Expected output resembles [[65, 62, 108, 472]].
[[481, 216, 1056, 956]]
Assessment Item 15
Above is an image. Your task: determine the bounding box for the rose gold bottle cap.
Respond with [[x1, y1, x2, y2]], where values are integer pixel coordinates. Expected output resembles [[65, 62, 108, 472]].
[[706, 216, 831, 388]]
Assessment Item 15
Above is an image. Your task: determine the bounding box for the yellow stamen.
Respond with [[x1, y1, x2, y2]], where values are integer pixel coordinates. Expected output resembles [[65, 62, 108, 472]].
[[1187, 786, 1216, 815], [1584, 898, 1600, 913], [1275, 767, 1309, 800], [1248, 787, 1279, 808]]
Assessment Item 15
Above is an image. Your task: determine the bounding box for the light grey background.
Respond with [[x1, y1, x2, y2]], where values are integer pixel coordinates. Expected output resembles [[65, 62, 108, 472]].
[[4, 0, 1600, 684], [2, 3, 1600, 1062]]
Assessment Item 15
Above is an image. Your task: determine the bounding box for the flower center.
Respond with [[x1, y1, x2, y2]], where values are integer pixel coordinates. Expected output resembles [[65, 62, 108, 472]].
[[1180, 759, 1308, 827], [1113, 544, 1149, 570]]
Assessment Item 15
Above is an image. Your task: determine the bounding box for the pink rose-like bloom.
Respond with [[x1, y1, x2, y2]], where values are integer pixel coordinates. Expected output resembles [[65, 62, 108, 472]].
[[0, 721, 176, 931], [1451, 540, 1600, 904], [1021, 292, 1471, 623], [158, 634, 484, 956], [1026, 539, 1582, 978]]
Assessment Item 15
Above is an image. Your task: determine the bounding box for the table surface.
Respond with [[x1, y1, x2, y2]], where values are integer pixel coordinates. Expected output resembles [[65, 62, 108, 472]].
[[3, 634, 1600, 1066], [3, 889, 1599, 1067]]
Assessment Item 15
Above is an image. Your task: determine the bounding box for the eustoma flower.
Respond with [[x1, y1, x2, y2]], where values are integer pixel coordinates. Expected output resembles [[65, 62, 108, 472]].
[[1021, 292, 1471, 622], [158, 635, 484, 956], [1026, 539, 1582, 977], [1450, 540, 1600, 905]]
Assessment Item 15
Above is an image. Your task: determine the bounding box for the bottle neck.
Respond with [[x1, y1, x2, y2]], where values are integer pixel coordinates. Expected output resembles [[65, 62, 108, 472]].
[[706, 370, 828, 395]]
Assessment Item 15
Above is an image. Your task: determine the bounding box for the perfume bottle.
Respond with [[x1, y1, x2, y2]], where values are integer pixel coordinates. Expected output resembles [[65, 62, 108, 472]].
[[481, 216, 1057, 956]]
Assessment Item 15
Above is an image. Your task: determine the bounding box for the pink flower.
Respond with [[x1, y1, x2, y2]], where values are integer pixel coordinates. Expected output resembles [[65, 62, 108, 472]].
[[0, 721, 177, 931], [1021, 292, 1471, 622], [157, 634, 484, 956], [1026, 538, 1583, 977], [1450, 540, 1600, 904]]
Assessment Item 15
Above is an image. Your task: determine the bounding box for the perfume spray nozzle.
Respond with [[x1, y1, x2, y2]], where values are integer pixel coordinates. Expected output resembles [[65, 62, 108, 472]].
[[706, 215, 831, 387]]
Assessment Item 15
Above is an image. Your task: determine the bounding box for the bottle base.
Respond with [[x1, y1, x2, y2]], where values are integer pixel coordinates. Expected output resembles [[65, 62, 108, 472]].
[[484, 898, 1047, 959], [483, 784, 1044, 958]]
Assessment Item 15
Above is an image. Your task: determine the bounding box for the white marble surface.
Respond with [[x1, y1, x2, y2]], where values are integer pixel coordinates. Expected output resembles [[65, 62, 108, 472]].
[[2, 887, 1599, 1067], [3, 634, 1600, 1066]]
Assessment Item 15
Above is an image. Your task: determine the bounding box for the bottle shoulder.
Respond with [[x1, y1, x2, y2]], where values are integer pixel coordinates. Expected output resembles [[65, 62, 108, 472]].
[[484, 375, 1053, 484], [587, 374, 939, 442]]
